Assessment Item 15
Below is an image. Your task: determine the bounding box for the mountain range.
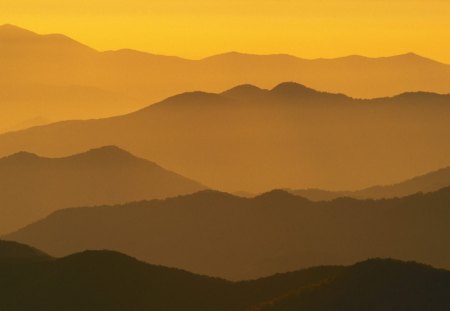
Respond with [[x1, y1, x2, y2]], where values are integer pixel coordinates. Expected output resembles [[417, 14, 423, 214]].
[[0, 82, 449, 192], [2, 24, 450, 130], [2, 19, 450, 310], [5, 187, 450, 280], [251, 259, 450, 311], [290, 165, 450, 200], [0, 241, 449, 311], [0, 146, 205, 234]]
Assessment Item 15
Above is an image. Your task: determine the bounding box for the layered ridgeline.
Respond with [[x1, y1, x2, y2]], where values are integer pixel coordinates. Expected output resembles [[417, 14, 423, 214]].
[[2, 24, 450, 129], [251, 259, 450, 311], [0, 241, 449, 311], [0, 82, 449, 192], [0, 146, 205, 234], [0, 240, 50, 262], [290, 165, 450, 201], [5, 187, 450, 280]]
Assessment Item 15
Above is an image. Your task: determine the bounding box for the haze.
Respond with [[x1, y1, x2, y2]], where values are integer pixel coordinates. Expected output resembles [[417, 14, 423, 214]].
[[1, 0, 450, 63], [1, 2, 450, 309]]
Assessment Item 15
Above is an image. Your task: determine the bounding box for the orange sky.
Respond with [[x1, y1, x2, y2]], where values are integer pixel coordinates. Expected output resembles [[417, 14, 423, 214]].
[[1, 0, 450, 63]]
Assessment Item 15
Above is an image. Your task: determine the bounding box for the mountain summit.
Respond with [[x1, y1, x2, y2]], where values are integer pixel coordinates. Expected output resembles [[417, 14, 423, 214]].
[[0, 146, 205, 234], [0, 24, 38, 38]]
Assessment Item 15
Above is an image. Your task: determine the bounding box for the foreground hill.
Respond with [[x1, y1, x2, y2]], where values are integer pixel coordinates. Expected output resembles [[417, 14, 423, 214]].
[[6, 187, 450, 280], [291, 165, 450, 200], [0, 146, 205, 234], [0, 240, 50, 261], [253, 259, 450, 311], [0, 82, 449, 192], [0, 241, 342, 311], [0, 242, 448, 311], [2, 24, 450, 128]]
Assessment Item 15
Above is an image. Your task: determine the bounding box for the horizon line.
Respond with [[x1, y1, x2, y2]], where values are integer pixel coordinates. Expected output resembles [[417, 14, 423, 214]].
[[1, 23, 449, 66]]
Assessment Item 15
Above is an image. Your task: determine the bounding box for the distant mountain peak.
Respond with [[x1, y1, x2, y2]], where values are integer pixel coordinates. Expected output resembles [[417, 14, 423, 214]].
[[71, 145, 137, 161], [386, 52, 444, 64], [402, 52, 420, 57], [181, 189, 239, 202], [0, 24, 96, 53], [1, 146, 138, 164], [255, 189, 303, 202], [222, 84, 267, 98], [270, 82, 318, 96], [0, 24, 37, 37], [4, 151, 40, 162], [225, 84, 263, 92], [86, 145, 131, 154], [203, 51, 248, 60], [396, 52, 425, 59], [142, 91, 229, 112], [203, 51, 301, 62]]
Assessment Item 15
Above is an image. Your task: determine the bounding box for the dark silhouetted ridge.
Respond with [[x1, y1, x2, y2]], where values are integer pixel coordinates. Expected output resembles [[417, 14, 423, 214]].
[[255, 258, 450, 311], [1, 243, 449, 311], [7, 187, 450, 280], [0, 240, 50, 261]]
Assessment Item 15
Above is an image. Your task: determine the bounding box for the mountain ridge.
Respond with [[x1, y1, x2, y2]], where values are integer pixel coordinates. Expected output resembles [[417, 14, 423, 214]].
[[0, 146, 206, 234], [1, 239, 449, 310], [1, 25, 444, 65], [2, 24, 450, 130], [6, 186, 450, 280], [0, 81, 449, 192], [0, 240, 51, 261], [290, 165, 450, 200]]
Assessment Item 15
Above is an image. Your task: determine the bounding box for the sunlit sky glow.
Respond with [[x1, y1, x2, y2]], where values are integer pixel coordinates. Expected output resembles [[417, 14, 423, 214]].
[[1, 0, 449, 62]]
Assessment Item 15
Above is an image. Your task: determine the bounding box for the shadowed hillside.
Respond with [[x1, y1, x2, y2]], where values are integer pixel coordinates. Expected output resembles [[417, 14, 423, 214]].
[[0, 82, 449, 192], [5, 187, 450, 280], [0, 241, 342, 311], [0, 242, 448, 311], [0, 240, 50, 261], [2, 24, 450, 129], [291, 165, 450, 200], [0, 146, 205, 234], [253, 259, 450, 311]]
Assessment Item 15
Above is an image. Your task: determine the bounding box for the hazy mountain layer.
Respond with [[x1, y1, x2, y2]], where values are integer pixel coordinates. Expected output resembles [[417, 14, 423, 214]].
[[290, 165, 450, 200], [0, 146, 205, 234], [6, 187, 450, 280], [2, 24, 450, 127], [0, 82, 449, 192]]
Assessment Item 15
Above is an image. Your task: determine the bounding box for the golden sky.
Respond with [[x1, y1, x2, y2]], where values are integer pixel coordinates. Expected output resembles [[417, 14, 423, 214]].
[[1, 0, 450, 62]]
